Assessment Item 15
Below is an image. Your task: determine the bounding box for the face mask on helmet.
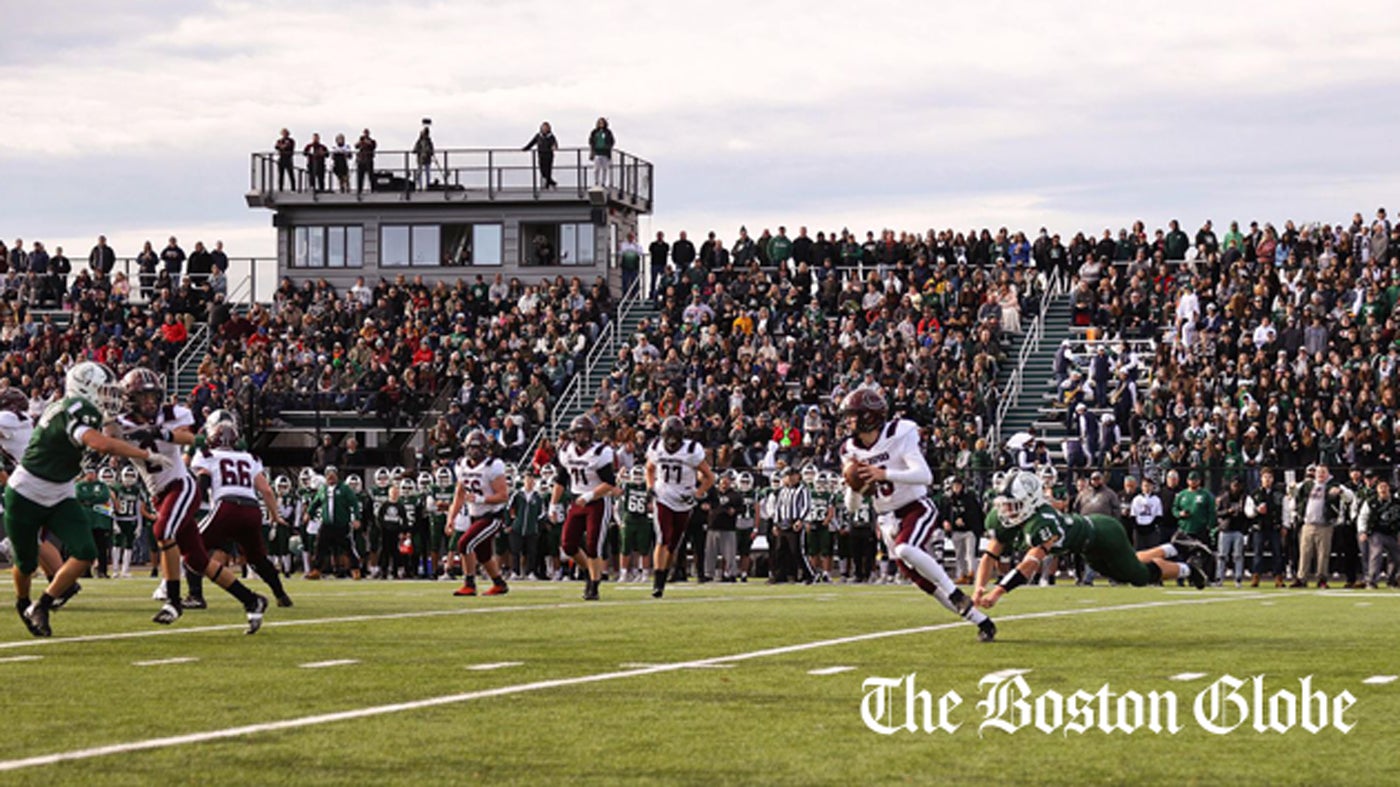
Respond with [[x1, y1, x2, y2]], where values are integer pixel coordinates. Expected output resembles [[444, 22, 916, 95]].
[[373, 467, 392, 488], [120, 467, 140, 487], [346, 475, 362, 492], [435, 467, 454, 487], [98, 467, 117, 485], [661, 418, 684, 453], [801, 467, 819, 487], [417, 472, 433, 489], [65, 362, 123, 418], [274, 476, 293, 495], [122, 368, 165, 421], [736, 473, 754, 492]]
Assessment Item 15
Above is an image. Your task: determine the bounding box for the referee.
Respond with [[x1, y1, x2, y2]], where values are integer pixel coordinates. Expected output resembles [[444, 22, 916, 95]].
[[770, 466, 814, 584]]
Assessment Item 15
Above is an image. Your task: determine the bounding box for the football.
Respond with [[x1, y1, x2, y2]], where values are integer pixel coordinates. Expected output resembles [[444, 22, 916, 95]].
[[842, 461, 871, 495]]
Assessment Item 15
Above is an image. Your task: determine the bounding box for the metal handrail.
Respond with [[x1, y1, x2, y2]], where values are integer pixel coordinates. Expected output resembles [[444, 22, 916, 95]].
[[168, 322, 210, 398], [512, 274, 642, 470], [250, 146, 654, 208], [987, 277, 1061, 448]]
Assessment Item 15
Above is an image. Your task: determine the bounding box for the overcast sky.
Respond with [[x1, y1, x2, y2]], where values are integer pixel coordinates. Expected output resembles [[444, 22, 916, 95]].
[[4, 0, 1400, 262]]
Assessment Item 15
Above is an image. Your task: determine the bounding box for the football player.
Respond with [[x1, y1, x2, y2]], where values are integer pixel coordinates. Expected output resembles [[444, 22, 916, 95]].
[[7, 363, 174, 637], [189, 413, 286, 625], [550, 415, 621, 601], [447, 431, 509, 596], [0, 387, 73, 601], [839, 387, 996, 642], [270, 475, 295, 577], [973, 469, 1209, 610], [616, 465, 653, 582], [645, 417, 714, 598], [111, 465, 145, 578]]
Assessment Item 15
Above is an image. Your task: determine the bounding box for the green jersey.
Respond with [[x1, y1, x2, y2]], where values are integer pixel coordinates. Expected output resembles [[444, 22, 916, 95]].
[[428, 484, 454, 525], [113, 483, 145, 521], [21, 397, 103, 484], [736, 491, 757, 529], [620, 481, 651, 528], [850, 498, 876, 529], [76, 479, 114, 531], [987, 504, 1094, 556], [809, 489, 836, 531]]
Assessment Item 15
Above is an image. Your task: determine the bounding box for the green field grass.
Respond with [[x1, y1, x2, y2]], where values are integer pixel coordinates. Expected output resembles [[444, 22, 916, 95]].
[[0, 577, 1396, 785]]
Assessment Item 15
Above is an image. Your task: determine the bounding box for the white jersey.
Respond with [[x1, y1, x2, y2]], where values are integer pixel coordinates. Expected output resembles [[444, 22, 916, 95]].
[[115, 404, 194, 497], [839, 418, 929, 514], [646, 437, 705, 511], [556, 441, 616, 499], [0, 410, 34, 468], [455, 456, 506, 523], [190, 448, 265, 504]]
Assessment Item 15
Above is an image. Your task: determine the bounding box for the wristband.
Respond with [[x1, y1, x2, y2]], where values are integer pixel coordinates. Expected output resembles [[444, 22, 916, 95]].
[[997, 570, 1028, 593], [580, 491, 595, 504], [193, 433, 207, 450]]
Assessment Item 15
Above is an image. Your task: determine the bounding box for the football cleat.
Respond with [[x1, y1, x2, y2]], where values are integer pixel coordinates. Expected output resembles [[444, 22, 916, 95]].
[[152, 603, 182, 625], [51, 582, 82, 610], [181, 596, 207, 610], [151, 582, 168, 601], [245, 595, 269, 635], [21, 602, 50, 637], [977, 618, 997, 643], [583, 581, 600, 601], [453, 585, 477, 597], [483, 584, 508, 597], [276, 594, 294, 608], [1185, 556, 1208, 590]]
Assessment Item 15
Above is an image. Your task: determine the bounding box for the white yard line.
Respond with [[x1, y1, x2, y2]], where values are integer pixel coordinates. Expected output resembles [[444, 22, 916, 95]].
[[466, 662, 522, 671], [1362, 675, 1397, 685], [0, 655, 41, 664], [807, 666, 856, 676], [618, 662, 735, 669], [1169, 672, 1208, 681], [132, 657, 197, 667], [300, 660, 359, 669], [0, 593, 1267, 772], [0, 593, 823, 652], [983, 668, 1031, 680]]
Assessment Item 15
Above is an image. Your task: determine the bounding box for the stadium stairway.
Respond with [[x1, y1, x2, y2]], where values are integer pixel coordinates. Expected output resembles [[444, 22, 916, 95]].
[[997, 293, 1073, 443]]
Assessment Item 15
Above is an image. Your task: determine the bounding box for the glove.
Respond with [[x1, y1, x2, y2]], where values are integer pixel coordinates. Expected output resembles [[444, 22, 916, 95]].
[[144, 452, 174, 471], [678, 494, 696, 508], [549, 504, 565, 522]]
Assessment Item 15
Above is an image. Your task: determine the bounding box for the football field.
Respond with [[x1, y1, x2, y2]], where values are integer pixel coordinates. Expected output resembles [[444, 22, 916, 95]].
[[0, 578, 1396, 785]]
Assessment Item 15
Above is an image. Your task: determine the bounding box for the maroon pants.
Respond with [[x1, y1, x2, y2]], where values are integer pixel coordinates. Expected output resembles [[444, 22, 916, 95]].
[[199, 498, 268, 565], [154, 476, 209, 572], [561, 499, 609, 559], [653, 501, 690, 552], [457, 514, 504, 563]]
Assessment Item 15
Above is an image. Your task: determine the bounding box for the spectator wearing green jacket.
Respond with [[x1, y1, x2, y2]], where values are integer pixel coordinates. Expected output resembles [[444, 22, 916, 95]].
[[1172, 470, 1216, 541], [508, 474, 546, 579], [767, 227, 793, 268]]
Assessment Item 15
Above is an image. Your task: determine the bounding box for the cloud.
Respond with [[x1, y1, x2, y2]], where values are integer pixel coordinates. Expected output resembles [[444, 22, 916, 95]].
[[4, 0, 1400, 264]]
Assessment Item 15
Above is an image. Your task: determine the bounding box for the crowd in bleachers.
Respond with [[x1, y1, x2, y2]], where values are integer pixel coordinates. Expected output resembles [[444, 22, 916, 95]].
[[0, 235, 229, 412]]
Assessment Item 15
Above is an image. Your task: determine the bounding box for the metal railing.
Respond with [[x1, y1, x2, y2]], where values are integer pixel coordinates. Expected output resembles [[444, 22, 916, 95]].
[[514, 275, 642, 469], [250, 146, 653, 209], [168, 322, 210, 398], [987, 278, 1062, 448]]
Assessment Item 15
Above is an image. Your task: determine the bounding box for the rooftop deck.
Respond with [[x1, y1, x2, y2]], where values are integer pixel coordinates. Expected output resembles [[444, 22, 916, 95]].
[[247, 146, 653, 214]]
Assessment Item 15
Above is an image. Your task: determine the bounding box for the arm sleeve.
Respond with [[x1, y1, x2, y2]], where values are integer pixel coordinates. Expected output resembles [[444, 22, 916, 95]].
[[882, 431, 933, 487], [596, 462, 616, 486]]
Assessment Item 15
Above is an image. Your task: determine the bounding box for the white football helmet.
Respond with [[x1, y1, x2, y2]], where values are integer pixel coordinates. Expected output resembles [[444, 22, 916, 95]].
[[996, 470, 1045, 526], [801, 465, 819, 487], [98, 466, 117, 485], [373, 467, 393, 489], [298, 467, 316, 489], [120, 466, 140, 487], [274, 475, 293, 496], [434, 466, 454, 488], [736, 472, 754, 493], [65, 361, 123, 417], [399, 478, 417, 495], [539, 464, 557, 484], [346, 474, 363, 493], [417, 471, 434, 490]]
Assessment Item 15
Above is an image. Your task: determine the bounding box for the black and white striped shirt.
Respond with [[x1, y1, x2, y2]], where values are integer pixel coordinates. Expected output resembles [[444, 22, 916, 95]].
[[774, 484, 810, 529]]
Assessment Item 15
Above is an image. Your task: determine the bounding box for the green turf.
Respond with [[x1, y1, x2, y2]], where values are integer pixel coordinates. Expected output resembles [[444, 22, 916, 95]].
[[0, 578, 1396, 785]]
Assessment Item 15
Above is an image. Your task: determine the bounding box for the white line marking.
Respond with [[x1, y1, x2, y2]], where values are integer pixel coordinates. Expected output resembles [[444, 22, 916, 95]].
[[984, 668, 1031, 680], [0, 593, 1267, 772], [618, 662, 735, 670], [0, 593, 812, 652], [466, 662, 522, 671], [1260, 601, 1276, 606], [132, 657, 197, 667], [1169, 672, 1208, 681], [299, 655, 358, 666], [0, 655, 42, 664], [1363, 675, 1397, 685], [807, 666, 855, 675]]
